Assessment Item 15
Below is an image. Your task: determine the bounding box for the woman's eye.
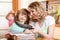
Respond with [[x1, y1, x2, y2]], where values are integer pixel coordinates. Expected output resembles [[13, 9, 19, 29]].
[[31, 11, 34, 13]]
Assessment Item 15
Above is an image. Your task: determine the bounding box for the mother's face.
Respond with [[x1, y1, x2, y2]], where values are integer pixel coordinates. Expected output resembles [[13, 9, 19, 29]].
[[28, 8, 38, 20]]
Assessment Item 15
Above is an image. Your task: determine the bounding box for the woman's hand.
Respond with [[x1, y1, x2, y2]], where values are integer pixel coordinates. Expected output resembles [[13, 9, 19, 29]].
[[30, 26, 41, 33]]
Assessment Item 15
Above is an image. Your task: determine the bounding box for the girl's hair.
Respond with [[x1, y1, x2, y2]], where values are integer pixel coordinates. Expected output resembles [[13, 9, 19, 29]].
[[6, 11, 15, 20], [15, 8, 30, 24], [28, 1, 47, 21]]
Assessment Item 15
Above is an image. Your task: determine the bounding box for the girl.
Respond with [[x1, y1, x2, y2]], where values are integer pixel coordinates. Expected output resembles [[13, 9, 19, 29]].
[[9, 8, 31, 34], [5, 8, 31, 40]]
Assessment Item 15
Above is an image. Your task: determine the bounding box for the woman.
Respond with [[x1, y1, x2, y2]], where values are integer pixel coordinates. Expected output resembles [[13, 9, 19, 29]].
[[28, 1, 55, 40]]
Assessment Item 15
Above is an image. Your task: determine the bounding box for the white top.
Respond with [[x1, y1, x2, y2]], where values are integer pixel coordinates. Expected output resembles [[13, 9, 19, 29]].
[[45, 15, 55, 26], [30, 15, 55, 34]]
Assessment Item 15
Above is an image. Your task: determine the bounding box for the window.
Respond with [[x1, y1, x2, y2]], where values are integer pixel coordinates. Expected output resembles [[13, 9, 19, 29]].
[[0, 0, 12, 29]]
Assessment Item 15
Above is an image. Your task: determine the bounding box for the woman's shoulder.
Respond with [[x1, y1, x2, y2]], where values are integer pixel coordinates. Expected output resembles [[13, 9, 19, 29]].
[[45, 15, 55, 20], [45, 15, 55, 22], [45, 15, 55, 26]]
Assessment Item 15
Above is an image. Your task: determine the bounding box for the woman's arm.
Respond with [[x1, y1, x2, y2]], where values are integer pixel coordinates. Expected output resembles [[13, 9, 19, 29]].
[[31, 24, 55, 40], [38, 24, 55, 39]]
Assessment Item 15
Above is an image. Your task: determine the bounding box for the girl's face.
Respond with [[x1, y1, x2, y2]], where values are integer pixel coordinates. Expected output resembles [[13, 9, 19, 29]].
[[28, 8, 38, 20], [18, 13, 27, 23]]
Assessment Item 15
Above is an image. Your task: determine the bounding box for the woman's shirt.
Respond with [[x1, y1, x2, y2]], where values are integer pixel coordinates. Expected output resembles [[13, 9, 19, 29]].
[[30, 15, 55, 35]]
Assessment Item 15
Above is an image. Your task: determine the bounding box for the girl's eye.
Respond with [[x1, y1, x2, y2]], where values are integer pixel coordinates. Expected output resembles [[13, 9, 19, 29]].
[[22, 13, 27, 15]]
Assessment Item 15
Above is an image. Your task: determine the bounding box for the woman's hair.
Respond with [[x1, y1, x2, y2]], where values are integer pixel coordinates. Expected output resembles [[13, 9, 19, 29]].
[[6, 11, 15, 20], [28, 1, 47, 21], [15, 8, 30, 24]]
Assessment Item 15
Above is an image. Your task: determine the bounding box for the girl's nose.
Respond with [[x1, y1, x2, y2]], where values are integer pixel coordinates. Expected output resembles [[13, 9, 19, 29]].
[[30, 12, 33, 16]]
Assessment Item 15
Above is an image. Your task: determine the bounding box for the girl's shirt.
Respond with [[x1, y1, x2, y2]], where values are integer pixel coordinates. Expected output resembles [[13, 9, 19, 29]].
[[9, 22, 25, 34], [9, 17, 14, 26]]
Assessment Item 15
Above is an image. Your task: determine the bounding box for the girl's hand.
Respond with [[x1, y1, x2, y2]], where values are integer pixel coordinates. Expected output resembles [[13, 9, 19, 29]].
[[24, 29, 33, 34]]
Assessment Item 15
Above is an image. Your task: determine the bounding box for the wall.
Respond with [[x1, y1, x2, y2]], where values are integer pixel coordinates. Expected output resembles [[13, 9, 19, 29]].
[[18, 0, 46, 9]]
